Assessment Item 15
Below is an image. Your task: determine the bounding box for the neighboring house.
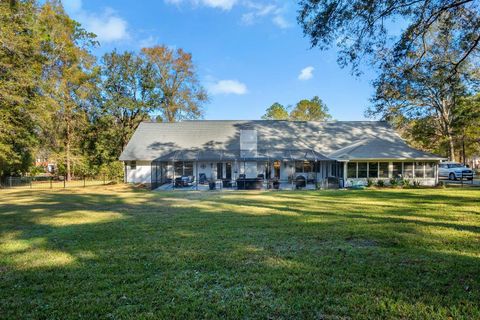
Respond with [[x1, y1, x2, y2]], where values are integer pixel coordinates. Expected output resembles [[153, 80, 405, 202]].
[[119, 120, 444, 189]]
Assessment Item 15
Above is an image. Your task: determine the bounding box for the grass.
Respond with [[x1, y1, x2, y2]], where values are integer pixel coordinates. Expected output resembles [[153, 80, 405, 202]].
[[0, 186, 479, 319]]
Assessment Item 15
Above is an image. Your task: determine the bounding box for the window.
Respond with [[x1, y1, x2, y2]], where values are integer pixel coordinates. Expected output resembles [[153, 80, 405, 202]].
[[273, 161, 280, 178], [304, 161, 313, 173], [226, 162, 232, 179], [217, 163, 223, 179], [425, 162, 435, 178], [174, 161, 193, 177], [295, 161, 314, 173], [295, 161, 304, 173], [379, 162, 389, 178], [439, 164, 447, 169], [392, 162, 402, 178], [347, 162, 357, 178], [368, 162, 378, 178], [358, 163, 368, 178], [130, 161, 136, 170], [174, 162, 183, 177], [404, 162, 414, 178], [415, 162, 425, 178], [184, 162, 193, 176]]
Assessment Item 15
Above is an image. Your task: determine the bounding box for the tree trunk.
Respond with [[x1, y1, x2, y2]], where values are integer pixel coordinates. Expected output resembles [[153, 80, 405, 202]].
[[446, 132, 455, 162], [66, 119, 71, 181]]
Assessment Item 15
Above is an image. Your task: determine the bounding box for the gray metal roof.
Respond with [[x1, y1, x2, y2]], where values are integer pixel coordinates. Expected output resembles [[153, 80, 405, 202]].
[[119, 120, 443, 161]]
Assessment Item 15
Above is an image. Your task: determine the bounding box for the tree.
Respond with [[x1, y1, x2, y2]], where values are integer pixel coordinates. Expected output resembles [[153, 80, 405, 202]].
[[0, 0, 43, 176], [261, 103, 289, 120], [298, 0, 480, 78], [290, 96, 331, 121], [93, 51, 155, 160], [141, 46, 208, 122], [38, 0, 98, 180], [454, 94, 480, 163], [366, 14, 479, 161]]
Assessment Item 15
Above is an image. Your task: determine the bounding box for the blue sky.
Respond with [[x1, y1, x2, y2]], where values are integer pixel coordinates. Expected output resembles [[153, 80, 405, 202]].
[[63, 0, 377, 120]]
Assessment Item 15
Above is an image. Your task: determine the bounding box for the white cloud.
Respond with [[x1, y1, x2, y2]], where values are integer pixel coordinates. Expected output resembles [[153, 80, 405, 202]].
[[165, 0, 237, 10], [241, 3, 276, 25], [165, 0, 291, 27], [272, 15, 290, 29], [62, 0, 129, 43], [208, 80, 248, 95], [242, 2, 290, 28], [138, 36, 159, 49], [298, 66, 314, 80]]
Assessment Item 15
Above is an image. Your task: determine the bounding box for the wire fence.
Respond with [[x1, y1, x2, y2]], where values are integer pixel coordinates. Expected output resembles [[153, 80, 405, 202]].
[[0, 175, 117, 189]]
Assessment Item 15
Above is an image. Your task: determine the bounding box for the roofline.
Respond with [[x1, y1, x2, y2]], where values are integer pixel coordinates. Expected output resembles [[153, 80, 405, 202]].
[[334, 158, 445, 162]]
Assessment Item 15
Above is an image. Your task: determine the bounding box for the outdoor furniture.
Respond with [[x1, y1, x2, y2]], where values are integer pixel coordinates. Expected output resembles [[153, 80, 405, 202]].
[[222, 179, 232, 188], [199, 173, 207, 184], [174, 176, 195, 187], [236, 178, 263, 190], [295, 175, 306, 189]]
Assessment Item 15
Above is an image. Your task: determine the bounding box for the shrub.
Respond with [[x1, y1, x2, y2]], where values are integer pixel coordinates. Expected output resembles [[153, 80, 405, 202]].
[[390, 178, 399, 187], [366, 178, 375, 187], [412, 180, 421, 188], [376, 179, 385, 187], [401, 178, 411, 188]]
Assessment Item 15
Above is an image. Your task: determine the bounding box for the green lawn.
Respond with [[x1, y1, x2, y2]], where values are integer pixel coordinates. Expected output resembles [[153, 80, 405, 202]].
[[1, 186, 479, 319]]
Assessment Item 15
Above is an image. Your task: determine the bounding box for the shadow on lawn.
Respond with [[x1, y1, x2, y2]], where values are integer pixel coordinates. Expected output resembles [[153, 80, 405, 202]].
[[0, 187, 479, 318]]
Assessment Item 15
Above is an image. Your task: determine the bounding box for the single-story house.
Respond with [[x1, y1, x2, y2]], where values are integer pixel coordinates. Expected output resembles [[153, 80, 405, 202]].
[[119, 120, 444, 189]]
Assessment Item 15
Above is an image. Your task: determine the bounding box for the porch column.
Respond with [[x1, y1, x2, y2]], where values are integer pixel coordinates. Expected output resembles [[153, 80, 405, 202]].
[[343, 161, 348, 184]]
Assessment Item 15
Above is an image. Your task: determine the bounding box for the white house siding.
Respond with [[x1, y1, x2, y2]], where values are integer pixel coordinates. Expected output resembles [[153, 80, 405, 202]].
[[126, 161, 152, 184]]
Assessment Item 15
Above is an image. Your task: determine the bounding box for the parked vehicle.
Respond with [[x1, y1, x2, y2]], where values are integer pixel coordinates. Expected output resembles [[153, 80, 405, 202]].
[[439, 162, 475, 180]]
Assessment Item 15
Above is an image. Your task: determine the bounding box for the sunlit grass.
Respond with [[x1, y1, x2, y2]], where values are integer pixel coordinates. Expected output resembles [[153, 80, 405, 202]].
[[0, 185, 479, 318]]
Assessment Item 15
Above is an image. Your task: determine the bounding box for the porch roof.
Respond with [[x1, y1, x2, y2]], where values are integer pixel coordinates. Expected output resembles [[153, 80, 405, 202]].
[[152, 149, 332, 162]]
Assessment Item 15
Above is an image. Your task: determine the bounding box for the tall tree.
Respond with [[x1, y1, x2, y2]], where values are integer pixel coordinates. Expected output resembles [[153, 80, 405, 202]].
[[367, 14, 479, 161], [261, 102, 289, 120], [141, 46, 208, 122], [95, 50, 155, 157], [290, 96, 331, 121], [38, 0, 97, 180], [298, 0, 480, 78], [0, 0, 43, 176]]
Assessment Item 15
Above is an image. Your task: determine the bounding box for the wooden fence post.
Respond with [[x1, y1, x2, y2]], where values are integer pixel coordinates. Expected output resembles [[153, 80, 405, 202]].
[[63, 176, 66, 188], [30, 177, 32, 189], [50, 177, 53, 189]]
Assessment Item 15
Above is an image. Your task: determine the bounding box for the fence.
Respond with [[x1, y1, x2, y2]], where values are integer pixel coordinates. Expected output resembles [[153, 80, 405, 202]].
[[0, 175, 116, 189]]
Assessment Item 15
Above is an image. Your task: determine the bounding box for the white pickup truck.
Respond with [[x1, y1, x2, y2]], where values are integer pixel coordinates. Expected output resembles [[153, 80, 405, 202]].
[[439, 162, 475, 180]]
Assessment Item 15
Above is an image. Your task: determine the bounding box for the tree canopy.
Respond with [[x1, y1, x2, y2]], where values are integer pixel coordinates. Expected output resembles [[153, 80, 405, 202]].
[[298, 0, 480, 77], [261, 97, 332, 121], [261, 103, 289, 120], [0, 1, 207, 178]]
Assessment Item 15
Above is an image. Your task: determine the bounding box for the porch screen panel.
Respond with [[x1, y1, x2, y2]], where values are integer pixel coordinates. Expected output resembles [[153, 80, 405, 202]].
[[347, 162, 357, 178], [392, 162, 402, 178], [425, 162, 435, 178], [404, 162, 414, 178], [174, 162, 183, 176], [368, 162, 378, 178], [415, 162, 425, 178], [357, 163, 368, 178], [379, 162, 389, 178]]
